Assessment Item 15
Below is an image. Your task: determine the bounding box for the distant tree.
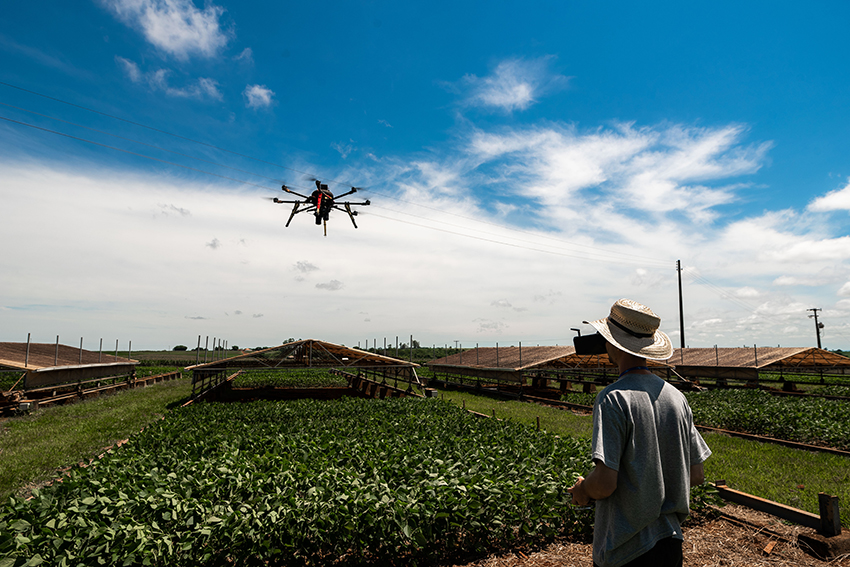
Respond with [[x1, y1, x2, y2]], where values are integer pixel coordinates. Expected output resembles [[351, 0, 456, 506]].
[[173, 345, 188, 351], [231, 345, 239, 350]]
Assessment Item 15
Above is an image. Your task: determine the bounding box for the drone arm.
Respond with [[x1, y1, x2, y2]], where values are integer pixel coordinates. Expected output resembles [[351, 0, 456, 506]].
[[282, 185, 311, 200], [333, 186, 360, 200]]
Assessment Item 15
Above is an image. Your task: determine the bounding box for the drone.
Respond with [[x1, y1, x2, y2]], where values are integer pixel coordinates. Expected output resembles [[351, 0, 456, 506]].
[[271, 179, 370, 236]]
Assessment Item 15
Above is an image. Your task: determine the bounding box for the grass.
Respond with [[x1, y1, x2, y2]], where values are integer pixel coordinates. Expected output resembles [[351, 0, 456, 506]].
[[436, 387, 850, 527], [437, 389, 594, 441], [0, 376, 192, 499], [703, 432, 850, 528]]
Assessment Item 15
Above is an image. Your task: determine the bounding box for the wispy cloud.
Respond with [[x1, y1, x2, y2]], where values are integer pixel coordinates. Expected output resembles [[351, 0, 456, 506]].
[[243, 84, 274, 109], [116, 56, 222, 100], [332, 140, 355, 159], [463, 122, 770, 227], [102, 0, 233, 60], [316, 280, 344, 291], [295, 261, 319, 273], [458, 56, 569, 112], [234, 47, 253, 64], [158, 203, 190, 216], [0, 33, 90, 77]]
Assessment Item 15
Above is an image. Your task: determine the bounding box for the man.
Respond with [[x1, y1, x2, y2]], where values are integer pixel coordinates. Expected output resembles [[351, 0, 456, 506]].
[[568, 298, 711, 567]]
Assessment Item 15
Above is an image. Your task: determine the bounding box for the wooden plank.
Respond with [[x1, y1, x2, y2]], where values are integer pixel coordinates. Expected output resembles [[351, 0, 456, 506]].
[[714, 481, 821, 531]]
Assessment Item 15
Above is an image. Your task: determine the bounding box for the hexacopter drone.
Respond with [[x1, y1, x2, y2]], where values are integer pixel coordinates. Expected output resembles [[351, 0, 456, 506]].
[[272, 179, 370, 236]]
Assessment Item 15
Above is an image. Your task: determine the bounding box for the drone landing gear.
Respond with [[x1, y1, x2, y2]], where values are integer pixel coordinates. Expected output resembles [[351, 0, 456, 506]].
[[285, 203, 300, 228], [344, 203, 359, 229]]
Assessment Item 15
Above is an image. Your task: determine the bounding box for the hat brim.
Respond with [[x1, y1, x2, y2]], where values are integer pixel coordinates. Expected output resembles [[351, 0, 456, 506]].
[[589, 317, 673, 360]]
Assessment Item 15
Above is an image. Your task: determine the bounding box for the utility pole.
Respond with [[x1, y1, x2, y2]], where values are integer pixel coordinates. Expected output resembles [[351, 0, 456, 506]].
[[677, 260, 686, 349], [807, 308, 823, 349]]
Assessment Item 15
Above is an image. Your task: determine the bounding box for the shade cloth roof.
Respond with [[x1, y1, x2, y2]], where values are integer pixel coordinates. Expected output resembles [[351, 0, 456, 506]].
[[427, 346, 850, 372], [0, 342, 136, 371], [186, 339, 419, 371]]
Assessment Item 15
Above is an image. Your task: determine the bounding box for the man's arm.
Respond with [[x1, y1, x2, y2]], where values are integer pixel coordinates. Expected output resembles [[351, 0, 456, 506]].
[[568, 460, 618, 506], [690, 462, 705, 486]]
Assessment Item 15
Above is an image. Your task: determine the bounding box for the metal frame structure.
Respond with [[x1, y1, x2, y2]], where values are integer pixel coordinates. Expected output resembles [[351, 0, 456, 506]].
[[185, 339, 420, 400], [0, 342, 137, 390], [426, 345, 850, 389]]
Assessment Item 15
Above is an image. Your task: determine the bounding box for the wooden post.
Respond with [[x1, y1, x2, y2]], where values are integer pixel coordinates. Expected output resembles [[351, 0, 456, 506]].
[[79, 337, 83, 364], [25, 333, 30, 368], [55, 335, 59, 366], [99, 338, 103, 363], [819, 493, 841, 537]]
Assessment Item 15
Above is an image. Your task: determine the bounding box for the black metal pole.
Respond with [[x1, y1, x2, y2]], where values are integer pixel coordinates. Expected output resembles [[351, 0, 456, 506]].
[[677, 260, 686, 349], [808, 308, 823, 349]]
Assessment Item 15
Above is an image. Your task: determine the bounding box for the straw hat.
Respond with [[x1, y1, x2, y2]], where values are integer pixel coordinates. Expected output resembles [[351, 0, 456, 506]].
[[588, 298, 673, 360]]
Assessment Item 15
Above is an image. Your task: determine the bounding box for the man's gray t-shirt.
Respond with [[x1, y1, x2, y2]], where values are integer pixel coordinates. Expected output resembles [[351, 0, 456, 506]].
[[590, 373, 711, 567]]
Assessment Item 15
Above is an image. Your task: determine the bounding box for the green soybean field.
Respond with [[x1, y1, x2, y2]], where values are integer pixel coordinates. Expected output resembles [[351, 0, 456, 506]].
[[0, 398, 592, 567]]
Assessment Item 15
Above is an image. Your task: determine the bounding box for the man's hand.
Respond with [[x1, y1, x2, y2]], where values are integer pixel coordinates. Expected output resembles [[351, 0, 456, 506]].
[[568, 461, 618, 506], [567, 475, 591, 506]]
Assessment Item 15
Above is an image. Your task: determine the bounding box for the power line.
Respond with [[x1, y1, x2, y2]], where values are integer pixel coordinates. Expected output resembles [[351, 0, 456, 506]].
[[0, 115, 278, 191], [0, 80, 326, 183], [0, 101, 290, 186], [0, 112, 672, 268], [2, 81, 674, 265], [365, 189, 672, 266], [369, 204, 673, 267]]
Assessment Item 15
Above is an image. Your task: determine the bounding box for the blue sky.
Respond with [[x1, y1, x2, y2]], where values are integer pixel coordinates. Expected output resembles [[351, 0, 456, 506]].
[[3, 1, 850, 351]]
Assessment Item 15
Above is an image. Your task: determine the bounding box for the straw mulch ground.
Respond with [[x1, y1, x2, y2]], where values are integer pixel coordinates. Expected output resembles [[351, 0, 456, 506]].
[[449, 505, 850, 567]]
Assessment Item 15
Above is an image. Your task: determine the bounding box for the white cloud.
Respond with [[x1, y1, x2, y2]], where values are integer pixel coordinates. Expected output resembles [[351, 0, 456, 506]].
[[734, 287, 760, 298], [234, 47, 253, 64], [103, 0, 233, 60], [808, 178, 850, 212], [316, 280, 344, 291], [464, 122, 768, 228], [116, 56, 142, 82], [459, 56, 569, 112], [116, 56, 222, 100], [243, 84, 274, 109], [295, 261, 319, 273], [332, 141, 355, 159], [5, 106, 850, 350]]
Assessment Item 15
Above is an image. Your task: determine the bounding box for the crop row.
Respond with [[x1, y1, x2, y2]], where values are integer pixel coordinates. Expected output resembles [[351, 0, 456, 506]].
[[560, 387, 850, 450], [0, 398, 592, 566], [231, 369, 349, 389], [684, 389, 850, 449]]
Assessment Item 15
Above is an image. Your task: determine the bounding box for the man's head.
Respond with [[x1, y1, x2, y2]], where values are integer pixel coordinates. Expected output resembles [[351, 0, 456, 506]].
[[588, 298, 673, 361]]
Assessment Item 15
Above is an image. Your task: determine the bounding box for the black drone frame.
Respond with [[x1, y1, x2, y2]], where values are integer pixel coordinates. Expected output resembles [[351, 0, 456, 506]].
[[273, 183, 371, 236]]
